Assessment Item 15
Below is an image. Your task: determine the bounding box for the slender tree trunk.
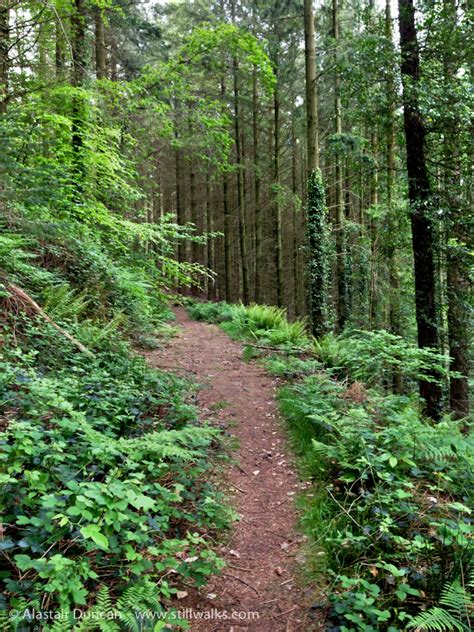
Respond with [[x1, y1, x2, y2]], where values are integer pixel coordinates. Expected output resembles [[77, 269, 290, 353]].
[[304, 0, 327, 337], [442, 0, 470, 419], [221, 73, 232, 301], [384, 0, 403, 393], [273, 79, 283, 307], [206, 169, 215, 300], [304, 0, 319, 174], [252, 69, 262, 304], [368, 132, 379, 328], [55, 15, 65, 79], [71, 0, 87, 190], [398, 0, 442, 419], [95, 8, 107, 80], [333, 0, 347, 331], [0, 0, 9, 114], [174, 129, 185, 264], [291, 105, 299, 318]]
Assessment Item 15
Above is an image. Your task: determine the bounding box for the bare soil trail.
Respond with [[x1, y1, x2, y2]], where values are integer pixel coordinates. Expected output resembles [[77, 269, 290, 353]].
[[145, 308, 320, 632]]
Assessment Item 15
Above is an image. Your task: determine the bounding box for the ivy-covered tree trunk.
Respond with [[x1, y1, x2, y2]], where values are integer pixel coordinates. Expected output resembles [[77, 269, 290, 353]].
[[398, 0, 442, 419], [304, 0, 328, 337], [307, 170, 328, 337]]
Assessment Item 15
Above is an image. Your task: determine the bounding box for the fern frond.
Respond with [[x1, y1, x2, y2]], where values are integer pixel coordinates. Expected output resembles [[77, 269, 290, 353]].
[[408, 606, 466, 631]]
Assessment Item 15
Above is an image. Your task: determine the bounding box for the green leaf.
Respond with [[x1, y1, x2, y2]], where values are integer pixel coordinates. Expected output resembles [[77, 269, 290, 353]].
[[80, 525, 109, 550]]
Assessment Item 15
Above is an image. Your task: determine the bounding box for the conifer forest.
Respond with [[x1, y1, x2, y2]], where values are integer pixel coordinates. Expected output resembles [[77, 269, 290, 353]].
[[0, 0, 472, 630]]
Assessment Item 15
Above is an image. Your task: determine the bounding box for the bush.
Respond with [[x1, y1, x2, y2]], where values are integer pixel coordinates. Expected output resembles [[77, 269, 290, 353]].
[[0, 316, 233, 627], [187, 300, 310, 347], [279, 374, 473, 630]]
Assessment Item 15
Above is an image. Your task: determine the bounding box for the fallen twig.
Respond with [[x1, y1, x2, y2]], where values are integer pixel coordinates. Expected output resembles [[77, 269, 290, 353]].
[[7, 283, 94, 358], [223, 573, 261, 596], [274, 605, 297, 618]]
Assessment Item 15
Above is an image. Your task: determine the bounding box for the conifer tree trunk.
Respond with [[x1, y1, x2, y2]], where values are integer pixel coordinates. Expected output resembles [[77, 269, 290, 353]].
[[398, 0, 442, 419], [174, 128, 185, 263], [291, 104, 299, 317], [230, 0, 249, 304], [304, 0, 327, 337], [333, 0, 347, 331], [71, 0, 87, 188], [55, 15, 65, 79], [0, 0, 9, 114], [304, 0, 319, 174], [385, 0, 403, 393], [442, 0, 470, 419], [95, 8, 107, 80], [252, 69, 262, 304], [273, 79, 283, 307]]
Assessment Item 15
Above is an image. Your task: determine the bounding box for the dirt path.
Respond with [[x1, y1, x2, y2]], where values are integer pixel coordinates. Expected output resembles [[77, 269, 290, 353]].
[[145, 307, 318, 631]]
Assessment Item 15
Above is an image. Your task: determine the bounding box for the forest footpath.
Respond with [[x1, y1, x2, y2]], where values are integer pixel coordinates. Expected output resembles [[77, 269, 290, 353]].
[[145, 307, 316, 631]]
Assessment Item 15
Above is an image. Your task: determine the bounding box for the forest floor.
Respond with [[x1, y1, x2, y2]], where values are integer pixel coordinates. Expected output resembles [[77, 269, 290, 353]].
[[145, 307, 321, 631]]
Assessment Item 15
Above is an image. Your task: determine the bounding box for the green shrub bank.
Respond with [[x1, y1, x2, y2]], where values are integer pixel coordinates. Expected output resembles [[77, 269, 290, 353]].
[[0, 226, 232, 630], [187, 300, 473, 632]]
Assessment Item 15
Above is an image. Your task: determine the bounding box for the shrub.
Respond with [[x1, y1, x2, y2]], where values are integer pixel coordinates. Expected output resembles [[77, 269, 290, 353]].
[[0, 317, 233, 625]]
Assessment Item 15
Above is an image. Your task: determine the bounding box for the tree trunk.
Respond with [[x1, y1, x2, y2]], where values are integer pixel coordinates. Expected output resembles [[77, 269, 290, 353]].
[[206, 169, 216, 300], [398, 0, 442, 419], [273, 80, 283, 307], [0, 0, 9, 114], [71, 0, 87, 190], [304, 0, 327, 337], [233, 58, 250, 304], [55, 15, 65, 79], [442, 0, 470, 419], [304, 0, 319, 174], [252, 69, 262, 304], [174, 129, 185, 263], [95, 8, 107, 80], [333, 0, 347, 332], [291, 104, 299, 318]]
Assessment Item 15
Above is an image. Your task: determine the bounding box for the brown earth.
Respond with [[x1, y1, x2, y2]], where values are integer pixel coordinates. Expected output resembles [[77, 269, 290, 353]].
[[144, 307, 322, 632]]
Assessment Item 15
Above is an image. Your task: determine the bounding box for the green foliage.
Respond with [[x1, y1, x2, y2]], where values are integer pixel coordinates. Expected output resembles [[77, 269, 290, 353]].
[[187, 301, 310, 348], [278, 368, 472, 630], [407, 572, 473, 631], [312, 329, 453, 391], [0, 313, 232, 621]]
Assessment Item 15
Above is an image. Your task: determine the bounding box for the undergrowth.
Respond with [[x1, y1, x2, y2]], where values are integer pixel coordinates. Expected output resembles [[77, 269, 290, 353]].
[[0, 224, 232, 630], [187, 300, 473, 632]]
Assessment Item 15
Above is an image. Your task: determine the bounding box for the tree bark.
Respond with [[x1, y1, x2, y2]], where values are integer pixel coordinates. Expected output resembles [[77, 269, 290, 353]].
[[55, 15, 65, 79], [95, 7, 107, 80], [273, 79, 283, 307], [304, 0, 327, 337], [71, 0, 87, 190], [333, 0, 347, 332], [0, 0, 9, 114], [229, 0, 249, 304], [304, 0, 319, 174], [252, 69, 262, 304], [398, 0, 442, 419]]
